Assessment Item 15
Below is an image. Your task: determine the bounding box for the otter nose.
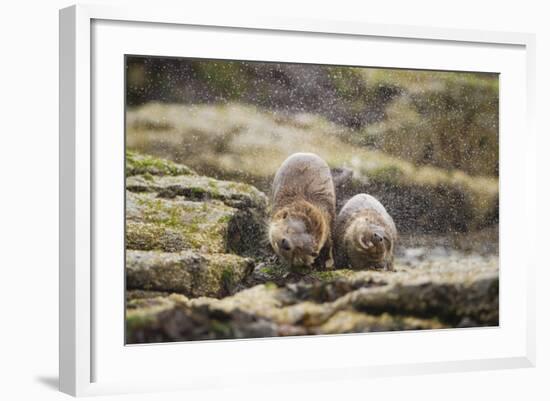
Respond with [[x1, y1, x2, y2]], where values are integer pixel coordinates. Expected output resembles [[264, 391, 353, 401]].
[[372, 233, 383, 244], [279, 238, 292, 251]]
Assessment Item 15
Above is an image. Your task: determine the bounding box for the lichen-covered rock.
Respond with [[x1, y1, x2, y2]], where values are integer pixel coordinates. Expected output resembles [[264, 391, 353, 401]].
[[127, 174, 267, 210], [315, 311, 445, 334], [126, 294, 282, 344], [126, 191, 236, 253], [126, 255, 498, 343], [126, 289, 170, 303], [126, 150, 196, 177], [125, 153, 272, 305], [125, 172, 268, 256], [126, 250, 255, 298]]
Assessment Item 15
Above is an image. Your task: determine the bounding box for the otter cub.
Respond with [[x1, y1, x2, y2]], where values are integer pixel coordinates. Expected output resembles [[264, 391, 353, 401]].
[[335, 194, 397, 270], [269, 153, 336, 268]]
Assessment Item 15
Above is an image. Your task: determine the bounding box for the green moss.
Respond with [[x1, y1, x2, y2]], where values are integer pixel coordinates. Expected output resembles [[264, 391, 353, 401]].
[[312, 269, 357, 282], [264, 282, 278, 290], [125, 297, 174, 331], [142, 172, 154, 181], [189, 187, 207, 197], [127, 192, 238, 253], [217, 215, 231, 224], [126, 151, 195, 176], [210, 320, 233, 336], [259, 266, 275, 275], [368, 165, 406, 184], [221, 268, 235, 292], [126, 312, 155, 332]]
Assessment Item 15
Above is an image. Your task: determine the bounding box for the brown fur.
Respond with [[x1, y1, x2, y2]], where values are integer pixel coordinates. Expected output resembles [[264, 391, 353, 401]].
[[335, 194, 397, 270], [269, 153, 336, 268]]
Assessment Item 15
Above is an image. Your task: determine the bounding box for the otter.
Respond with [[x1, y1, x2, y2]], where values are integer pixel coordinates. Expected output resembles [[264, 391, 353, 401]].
[[269, 153, 336, 269], [335, 193, 397, 270]]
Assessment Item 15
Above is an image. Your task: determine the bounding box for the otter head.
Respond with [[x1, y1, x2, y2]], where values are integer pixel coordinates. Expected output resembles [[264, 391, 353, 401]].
[[269, 203, 325, 267], [347, 217, 392, 266]]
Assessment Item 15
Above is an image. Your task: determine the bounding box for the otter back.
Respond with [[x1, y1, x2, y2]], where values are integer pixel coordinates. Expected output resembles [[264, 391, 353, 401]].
[[336, 194, 396, 237], [335, 193, 397, 270], [271, 153, 336, 217]]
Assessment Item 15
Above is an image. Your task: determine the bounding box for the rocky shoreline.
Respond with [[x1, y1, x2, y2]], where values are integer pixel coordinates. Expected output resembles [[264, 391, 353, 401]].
[[125, 152, 498, 344]]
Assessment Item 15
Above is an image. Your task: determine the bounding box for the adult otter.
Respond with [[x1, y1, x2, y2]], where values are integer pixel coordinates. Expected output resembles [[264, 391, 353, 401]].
[[335, 194, 397, 270], [269, 153, 336, 268]]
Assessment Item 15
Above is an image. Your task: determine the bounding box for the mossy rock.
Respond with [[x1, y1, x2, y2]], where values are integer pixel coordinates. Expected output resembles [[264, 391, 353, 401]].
[[126, 289, 171, 304], [315, 311, 445, 334], [126, 191, 236, 253], [126, 151, 195, 176], [126, 250, 255, 298], [126, 174, 267, 210], [126, 255, 498, 342], [126, 171, 269, 256], [126, 293, 281, 344]]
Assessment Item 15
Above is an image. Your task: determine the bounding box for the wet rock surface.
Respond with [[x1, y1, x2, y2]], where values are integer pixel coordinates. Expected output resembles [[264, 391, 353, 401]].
[[125, 152, 499, 344]]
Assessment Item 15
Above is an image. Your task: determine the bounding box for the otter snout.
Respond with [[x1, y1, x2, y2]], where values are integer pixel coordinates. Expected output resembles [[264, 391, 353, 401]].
[[372, 232, 383, 244], [279, 238, 292, 251]]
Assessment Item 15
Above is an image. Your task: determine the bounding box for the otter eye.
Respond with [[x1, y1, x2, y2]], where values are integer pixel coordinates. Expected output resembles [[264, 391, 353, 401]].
[[281, 211, 288, 219], [311, 252, 319, 258]]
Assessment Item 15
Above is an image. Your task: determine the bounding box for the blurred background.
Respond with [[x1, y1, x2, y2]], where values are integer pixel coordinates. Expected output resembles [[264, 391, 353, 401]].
[[125, 56, 499, 248]]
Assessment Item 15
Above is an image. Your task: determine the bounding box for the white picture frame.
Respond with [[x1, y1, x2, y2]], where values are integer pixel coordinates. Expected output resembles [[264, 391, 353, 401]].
[[59, 4, 536, 397]]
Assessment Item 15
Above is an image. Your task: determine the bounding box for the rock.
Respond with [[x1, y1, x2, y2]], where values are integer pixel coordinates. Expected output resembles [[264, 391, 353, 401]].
[[126, 174, 267, 210], [125, 172, 268, 257], [340, 270, 498, 326], [125, 153, 270, 302], [126, 289, 170, 303], [126, 250, 255, 298], [315, 311, 445, 334], [126, 150, 195, 176], [126, 191, 236, 253], [126, 255, 498, 343], [126, 294, 281, 343]]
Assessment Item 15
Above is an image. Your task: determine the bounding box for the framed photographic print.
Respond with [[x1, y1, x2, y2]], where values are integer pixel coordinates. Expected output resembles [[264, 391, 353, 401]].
[[59, 4, 536, 396]]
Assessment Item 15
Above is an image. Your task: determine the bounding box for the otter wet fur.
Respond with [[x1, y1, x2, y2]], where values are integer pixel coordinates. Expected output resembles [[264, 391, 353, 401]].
[[269, 153, 336, 269], [335, 194, 397, 270]]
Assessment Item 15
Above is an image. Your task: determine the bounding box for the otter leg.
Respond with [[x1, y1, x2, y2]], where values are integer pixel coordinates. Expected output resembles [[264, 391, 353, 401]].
[[326, 243, 334, 269], [323, 237, 335, 270], [313, 238, 334, 270]]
